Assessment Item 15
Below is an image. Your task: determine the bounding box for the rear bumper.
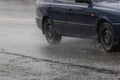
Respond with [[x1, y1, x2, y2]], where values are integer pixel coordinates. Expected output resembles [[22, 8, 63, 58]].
[[36, 16, 42, 30]]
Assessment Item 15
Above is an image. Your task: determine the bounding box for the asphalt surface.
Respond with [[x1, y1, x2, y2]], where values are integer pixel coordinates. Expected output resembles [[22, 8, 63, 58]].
[[0, 1, 120, 80]]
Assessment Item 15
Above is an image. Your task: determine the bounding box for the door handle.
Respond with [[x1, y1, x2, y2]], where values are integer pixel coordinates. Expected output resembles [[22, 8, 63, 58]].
[[48, 6, 52, 9], [68, 8, 72, 11]]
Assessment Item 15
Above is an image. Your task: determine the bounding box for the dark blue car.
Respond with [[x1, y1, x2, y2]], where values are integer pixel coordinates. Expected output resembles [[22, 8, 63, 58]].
[[36, 0, 120, 52]]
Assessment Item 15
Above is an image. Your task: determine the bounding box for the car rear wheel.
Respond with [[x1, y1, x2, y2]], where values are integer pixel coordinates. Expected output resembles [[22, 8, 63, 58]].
[[44, 19, 62, 44], [99, 22, 118, 52]]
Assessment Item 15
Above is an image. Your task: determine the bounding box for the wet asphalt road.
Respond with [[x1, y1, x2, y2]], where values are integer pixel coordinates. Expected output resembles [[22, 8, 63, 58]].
[[0, 1, 120, 79]]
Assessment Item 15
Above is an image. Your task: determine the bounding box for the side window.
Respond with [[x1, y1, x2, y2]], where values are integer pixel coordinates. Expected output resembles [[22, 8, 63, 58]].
[[38, 0, 56, 2], [55, 0, 75, 4], [75, 1, 89, 7]]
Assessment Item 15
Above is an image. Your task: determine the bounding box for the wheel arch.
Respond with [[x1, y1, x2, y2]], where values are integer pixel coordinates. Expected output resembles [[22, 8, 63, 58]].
[[96, 19, 109, 34], [42, 16, 49, 34]]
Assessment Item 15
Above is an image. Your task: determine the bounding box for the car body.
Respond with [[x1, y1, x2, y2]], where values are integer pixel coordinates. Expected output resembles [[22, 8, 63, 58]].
[[36, 0, 120, 52]]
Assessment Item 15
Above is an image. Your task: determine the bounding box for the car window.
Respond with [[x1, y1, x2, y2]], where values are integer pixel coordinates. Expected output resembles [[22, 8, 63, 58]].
[[94, 0, 120, 3], [94, 0, 120, 8], [75, 1, 89, 7], [55, 0, 75, 4], [37, 0, 55, 2]]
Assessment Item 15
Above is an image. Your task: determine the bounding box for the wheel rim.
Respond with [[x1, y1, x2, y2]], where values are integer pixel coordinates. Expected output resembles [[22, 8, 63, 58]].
[[104, 29, 112, 45], [46, 24, 55, 42], [101, 27, 113, 50], [47, 25, 53, 37]]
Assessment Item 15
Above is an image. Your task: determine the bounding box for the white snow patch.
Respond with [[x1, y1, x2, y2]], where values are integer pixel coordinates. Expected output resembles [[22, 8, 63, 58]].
[[99, 1, 120, 8]]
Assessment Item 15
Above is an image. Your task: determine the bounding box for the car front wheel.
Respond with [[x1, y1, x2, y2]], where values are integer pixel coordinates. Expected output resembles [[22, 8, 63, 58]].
[[99, 22, 118, 52]]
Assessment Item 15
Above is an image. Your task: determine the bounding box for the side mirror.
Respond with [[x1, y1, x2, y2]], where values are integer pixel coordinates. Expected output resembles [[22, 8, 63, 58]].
[[75, 0, 90, 4]]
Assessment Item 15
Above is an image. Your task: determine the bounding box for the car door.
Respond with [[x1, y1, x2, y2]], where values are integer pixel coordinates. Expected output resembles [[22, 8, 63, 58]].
[[47, 0, 68, 34], [66, 1, 98, 38]]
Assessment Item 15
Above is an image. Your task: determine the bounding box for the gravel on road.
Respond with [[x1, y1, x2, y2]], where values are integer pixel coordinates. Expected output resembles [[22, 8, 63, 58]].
[[0, 52, 119, 80]]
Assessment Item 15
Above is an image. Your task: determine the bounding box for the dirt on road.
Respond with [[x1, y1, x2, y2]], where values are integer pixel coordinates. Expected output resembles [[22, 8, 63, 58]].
[[0, 52, 119, 80]]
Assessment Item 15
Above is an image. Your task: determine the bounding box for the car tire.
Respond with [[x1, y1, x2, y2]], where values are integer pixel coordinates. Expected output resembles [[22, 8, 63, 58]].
[[44, 19, 62, 44], [99, 22, 118, 52]]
